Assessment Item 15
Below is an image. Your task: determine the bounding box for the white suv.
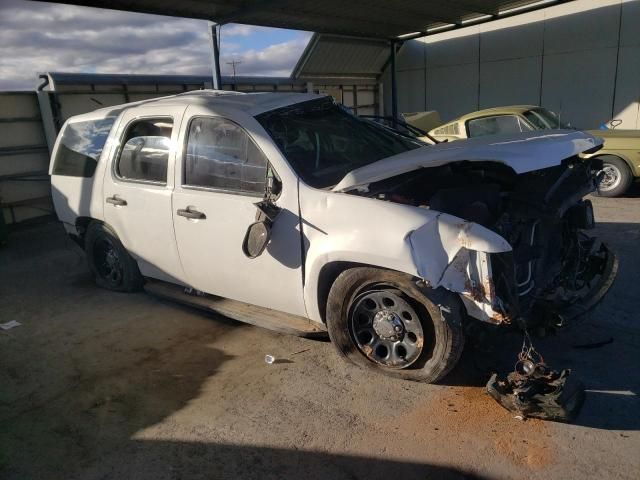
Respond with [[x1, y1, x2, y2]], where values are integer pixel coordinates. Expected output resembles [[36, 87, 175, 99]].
[[50, 91, 616, 382]]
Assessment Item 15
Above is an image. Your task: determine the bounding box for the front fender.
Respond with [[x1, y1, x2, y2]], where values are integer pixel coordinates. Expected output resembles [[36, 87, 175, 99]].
[[300, 186, 514, 325], [408, 213, 512, 288]]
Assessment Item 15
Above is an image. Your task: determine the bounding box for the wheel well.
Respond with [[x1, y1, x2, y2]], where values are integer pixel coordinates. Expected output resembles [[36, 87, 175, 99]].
[[316, 261, 382, 323], [595, 154, 633, 172], [75, 217, 103, 246]]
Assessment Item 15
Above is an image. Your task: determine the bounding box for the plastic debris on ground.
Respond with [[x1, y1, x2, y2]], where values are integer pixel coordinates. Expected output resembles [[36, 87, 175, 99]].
[[0, 320, 22, 330]]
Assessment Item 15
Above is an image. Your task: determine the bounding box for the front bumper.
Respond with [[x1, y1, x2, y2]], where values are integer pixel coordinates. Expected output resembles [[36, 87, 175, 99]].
[[460, 241, 618, 329]]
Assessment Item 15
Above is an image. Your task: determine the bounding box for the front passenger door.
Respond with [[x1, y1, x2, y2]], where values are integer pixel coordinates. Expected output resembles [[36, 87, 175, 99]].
[[172, 114, 306, 317]]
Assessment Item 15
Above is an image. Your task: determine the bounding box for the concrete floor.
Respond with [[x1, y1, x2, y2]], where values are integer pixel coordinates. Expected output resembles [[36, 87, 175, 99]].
[[1, 191, 639, 480]]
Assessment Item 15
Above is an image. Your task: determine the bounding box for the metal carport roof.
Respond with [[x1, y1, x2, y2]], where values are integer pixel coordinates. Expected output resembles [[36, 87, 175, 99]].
[[33, 0, 576, 122], [292, 34, 390, 81], [36, 0, 574, 40]]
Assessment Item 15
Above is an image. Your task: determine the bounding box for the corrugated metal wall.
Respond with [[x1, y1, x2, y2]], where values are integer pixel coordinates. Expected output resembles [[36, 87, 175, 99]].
[[0, 92, 52, 225], [384, 0, 640, 130]]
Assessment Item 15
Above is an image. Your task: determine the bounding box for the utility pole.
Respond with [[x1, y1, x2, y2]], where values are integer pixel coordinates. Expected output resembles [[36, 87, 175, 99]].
[[226, 60, 242, 79]]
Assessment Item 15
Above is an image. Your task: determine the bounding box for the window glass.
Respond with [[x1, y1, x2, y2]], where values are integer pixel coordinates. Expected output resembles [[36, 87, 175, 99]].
[[52, 117, 116, 177], [467, 115, 532, 138], [185, 117, 267, 195], [256, 98, 421, 189], [116, 118, 173, 183], [523, 108, 571, 129]]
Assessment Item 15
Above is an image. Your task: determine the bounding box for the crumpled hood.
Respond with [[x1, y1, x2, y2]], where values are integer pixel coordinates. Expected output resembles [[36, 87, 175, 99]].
[[333, 130, 602, 192]]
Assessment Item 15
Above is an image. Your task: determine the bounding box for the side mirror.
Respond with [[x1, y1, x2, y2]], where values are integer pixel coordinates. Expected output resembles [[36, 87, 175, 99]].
[[242, 221, 271, 259], [609, 119, 622, 129]]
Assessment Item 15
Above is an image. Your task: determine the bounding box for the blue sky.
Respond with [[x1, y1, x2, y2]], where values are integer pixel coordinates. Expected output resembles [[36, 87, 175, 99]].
[[0, 0, 312, 90]]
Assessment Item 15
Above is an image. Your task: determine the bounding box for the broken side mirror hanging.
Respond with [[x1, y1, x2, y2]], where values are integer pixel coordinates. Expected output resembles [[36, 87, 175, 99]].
[[242, 200, 281, 259], [242, 221, 271, 258]]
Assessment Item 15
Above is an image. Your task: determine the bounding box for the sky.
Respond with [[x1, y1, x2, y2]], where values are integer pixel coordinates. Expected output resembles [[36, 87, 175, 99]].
[[0, 0, 312, 90]]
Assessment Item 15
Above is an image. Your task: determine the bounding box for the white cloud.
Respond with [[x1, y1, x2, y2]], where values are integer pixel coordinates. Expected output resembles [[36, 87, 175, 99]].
[[220, 38, 310, 77], [220, 24, 260, 37], [0, 0, 311, 90]]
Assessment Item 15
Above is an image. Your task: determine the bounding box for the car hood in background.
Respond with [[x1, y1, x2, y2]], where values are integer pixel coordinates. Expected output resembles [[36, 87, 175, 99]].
[[585, 129, 640, 150], [586, 129, 640, 139], [333, 130, 602, 192]]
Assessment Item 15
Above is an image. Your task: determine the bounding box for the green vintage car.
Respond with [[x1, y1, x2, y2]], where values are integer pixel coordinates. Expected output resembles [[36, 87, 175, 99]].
[[404, 105, 640, 197]]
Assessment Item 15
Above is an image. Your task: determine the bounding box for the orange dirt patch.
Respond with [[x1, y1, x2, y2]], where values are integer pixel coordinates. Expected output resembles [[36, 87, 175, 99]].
[[397, 386, 556, 470]]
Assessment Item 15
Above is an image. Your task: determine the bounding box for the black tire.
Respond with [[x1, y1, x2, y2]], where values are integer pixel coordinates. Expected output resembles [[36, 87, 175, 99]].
[[85, 222, 143, 292], [326, 267, 465, 383], [596, 155, 633, 197]]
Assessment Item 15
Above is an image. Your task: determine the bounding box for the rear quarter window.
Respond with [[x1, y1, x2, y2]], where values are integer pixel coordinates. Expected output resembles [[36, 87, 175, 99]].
[[52, 117, 116, 177]]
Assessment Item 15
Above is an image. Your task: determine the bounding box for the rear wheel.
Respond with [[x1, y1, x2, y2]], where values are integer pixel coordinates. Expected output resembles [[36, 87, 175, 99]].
[[596, 156, 633, 197], [85, 222, 143, 292], [326, 267, 465, 383]]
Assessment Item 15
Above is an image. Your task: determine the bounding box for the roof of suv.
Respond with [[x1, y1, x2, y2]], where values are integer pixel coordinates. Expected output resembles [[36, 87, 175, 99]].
[[69, 90, 325, 123]]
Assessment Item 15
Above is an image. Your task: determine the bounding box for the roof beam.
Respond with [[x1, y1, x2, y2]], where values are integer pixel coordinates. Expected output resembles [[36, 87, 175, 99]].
[[33, 0, 573, 40], [214, 0, 290, 24], [341, 0, 464, 27], [444, 1, 500, 17], [248, 7, 445, 37]]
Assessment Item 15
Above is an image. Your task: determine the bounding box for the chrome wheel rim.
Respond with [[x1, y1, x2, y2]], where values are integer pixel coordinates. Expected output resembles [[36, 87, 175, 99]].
[[599, 164, 621, 191], [349, 289, 425, 368]]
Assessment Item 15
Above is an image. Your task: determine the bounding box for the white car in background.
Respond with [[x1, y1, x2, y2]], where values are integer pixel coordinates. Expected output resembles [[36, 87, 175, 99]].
[[50, 91, 616, 383]]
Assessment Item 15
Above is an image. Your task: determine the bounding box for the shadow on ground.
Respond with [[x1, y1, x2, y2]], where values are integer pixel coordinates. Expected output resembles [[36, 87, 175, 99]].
[[80, 442, 488, 480]]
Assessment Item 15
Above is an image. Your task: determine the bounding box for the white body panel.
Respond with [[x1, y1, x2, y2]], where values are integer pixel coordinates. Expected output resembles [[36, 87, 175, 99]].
[[49, 110, 119, 228]]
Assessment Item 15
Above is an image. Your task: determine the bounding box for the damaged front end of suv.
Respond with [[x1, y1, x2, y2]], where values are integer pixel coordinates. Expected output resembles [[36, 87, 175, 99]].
[[334, 131, 618, 332]]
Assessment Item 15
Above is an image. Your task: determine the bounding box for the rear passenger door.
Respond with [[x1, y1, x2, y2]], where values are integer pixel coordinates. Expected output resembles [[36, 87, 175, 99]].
[[103, 106, 187, 284]]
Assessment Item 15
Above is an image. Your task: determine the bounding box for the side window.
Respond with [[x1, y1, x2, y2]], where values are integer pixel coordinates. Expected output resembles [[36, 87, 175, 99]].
[[467, 115, 530, 138], [184, 117, 268, 195], [116, 118, 173, 183], [52, 117, 116, 177]]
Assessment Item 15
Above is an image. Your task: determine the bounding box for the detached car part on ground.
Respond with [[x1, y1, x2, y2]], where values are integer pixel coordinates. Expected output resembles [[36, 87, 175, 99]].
[[50, 92, 617, 383], [403, 105, 640, 197]]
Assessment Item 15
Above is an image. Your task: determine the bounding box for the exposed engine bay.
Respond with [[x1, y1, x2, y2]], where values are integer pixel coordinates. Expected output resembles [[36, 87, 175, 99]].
[[353, 156, 617, 330]]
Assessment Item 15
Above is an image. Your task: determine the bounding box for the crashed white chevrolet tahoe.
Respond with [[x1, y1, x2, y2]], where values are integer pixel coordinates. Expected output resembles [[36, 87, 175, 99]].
[[49, 91, 617, 382]]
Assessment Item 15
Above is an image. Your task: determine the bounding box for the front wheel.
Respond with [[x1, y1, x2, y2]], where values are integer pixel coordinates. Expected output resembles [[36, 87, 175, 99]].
[[85, 222, 143, 292], [596, 156, 633, 197], [326, 267, 465, 383]]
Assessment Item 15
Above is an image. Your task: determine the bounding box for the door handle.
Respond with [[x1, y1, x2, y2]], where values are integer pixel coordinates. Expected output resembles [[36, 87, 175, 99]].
[[177, 207, 206, 220], [106, 195, 127, 206]]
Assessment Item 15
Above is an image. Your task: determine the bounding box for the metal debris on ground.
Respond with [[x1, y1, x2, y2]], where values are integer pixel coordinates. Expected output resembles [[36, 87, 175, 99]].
[[0, 320, 22, 330], [486, 332, 585, 422], [289, 348, 311, 356]]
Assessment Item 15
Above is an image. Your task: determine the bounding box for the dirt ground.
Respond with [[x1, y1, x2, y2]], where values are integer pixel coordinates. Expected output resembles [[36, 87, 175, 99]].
[[1, 189, 639, 480]]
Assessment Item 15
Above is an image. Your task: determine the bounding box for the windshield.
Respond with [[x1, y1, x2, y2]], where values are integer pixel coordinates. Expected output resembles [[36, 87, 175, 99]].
[[523, 107, 571, 130], [256, 98, 421, 188]]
